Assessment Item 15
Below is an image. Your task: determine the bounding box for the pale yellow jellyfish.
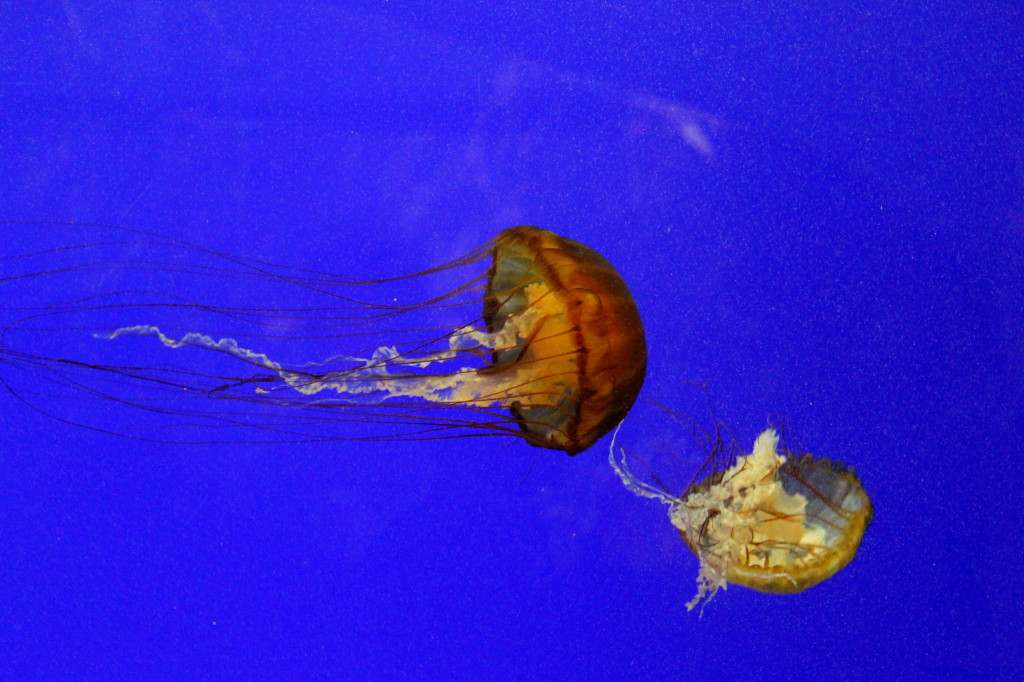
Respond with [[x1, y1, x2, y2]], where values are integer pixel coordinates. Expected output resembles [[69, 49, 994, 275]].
[[611, 425, 873, 610]]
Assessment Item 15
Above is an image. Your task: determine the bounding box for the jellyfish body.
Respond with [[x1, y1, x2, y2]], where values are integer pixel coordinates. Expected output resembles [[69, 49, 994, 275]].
[[611, 426, 872, 609], [0, 224, 645, 455], [483, 227, 647, 453]]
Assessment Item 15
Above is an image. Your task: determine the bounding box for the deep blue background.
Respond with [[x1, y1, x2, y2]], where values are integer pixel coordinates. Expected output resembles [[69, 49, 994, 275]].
[[2, 2, 1021, 679]]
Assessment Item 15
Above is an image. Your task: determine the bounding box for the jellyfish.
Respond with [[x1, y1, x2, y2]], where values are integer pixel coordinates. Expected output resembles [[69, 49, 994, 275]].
[[611, 423, 872, 610], [0, 224, 646, 455]]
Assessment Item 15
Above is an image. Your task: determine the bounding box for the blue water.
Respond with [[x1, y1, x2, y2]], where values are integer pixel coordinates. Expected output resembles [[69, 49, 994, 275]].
[[1, 3, 1021, 679]]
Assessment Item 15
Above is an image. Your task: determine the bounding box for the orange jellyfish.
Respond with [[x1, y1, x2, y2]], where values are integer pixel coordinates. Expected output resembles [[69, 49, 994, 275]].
[[0, 224, 646, 455], [611, 423, 872, 609]]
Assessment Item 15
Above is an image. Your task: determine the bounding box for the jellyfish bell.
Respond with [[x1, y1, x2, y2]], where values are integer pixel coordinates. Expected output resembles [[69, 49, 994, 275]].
[[0, 223, 646, 455], [482, 227, 647, 453], [611, 422, 872, 610], [675, 428, 873, 603]]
